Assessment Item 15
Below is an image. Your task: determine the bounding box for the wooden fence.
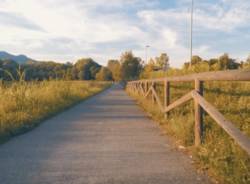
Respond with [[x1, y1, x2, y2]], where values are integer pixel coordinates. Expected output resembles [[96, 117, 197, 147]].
[[126, 70, 250, 155]]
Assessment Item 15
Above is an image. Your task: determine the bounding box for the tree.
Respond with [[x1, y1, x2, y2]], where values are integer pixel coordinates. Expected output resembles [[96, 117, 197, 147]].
[[120, 51, 142, 81], [0, 57, 105, 81], [191, 55, 202, 65], [242, 55, 250, 69], [95, 67, 112, 81], [74, 58, 101, 80], [22, 61, 74, 81], [155, 53, 169, 71], [107, 59, 121, 81], [182, 56, 211, 72], [64, 68, 73, 80], [218, 53, 239, 70], [0, 59, 19, 80], [182, 56, 202, 71], [140, 58, 155, 79], [71, 67, 78, 80]]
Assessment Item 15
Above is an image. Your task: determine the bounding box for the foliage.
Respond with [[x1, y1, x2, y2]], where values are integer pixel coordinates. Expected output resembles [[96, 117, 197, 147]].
[[95, 67, 112, 81], [182, 54, 240, 72], [218, 53, 240, 70], [0, 59, 19, 80], [141, 53, 250, 80], [0, 51, 146, 82], [129, 63, 250, 183], [120, 51, 142, 81], [74, 58, 101, 80], [25, 61, 73, 80], [242, 55, 250, 69], [0, 58, 102, 81], [140, 53, 170, 78], [0, 81, 110, 142], [140, 58, 155, 79], [107, 59, 121, 81], [155, 53, 170, 71]]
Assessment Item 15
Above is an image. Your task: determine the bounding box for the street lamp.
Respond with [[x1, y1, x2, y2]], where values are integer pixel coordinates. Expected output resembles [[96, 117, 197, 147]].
[[190, 0, 194, 67], [145, 45, 150, 65]]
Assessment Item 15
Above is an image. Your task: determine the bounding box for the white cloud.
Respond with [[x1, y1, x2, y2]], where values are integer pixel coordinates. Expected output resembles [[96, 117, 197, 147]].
[[136, 0, 250, 66], [195, 4, 250, 31], [161, 29, 177, 48], [0, 0, 249, 67], [0, 11, 44, 31]]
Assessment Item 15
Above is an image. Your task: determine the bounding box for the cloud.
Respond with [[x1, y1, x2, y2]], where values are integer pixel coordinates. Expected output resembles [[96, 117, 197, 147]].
[[0, 11, 44, 31], [136, 0, 250, 65], [0, 0, 249, 67], [194, 2, 250, 31], [138, 3, 250, 33]]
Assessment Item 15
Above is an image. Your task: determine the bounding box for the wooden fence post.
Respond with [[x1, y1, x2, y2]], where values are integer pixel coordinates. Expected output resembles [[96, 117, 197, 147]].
[[194, 79, 204, 146], [164, 80, 170, 118], [139, 82, 141, 95], [136, 83, 139, 95], [151, 82, 155, 104], [141, 82, 145, 96]]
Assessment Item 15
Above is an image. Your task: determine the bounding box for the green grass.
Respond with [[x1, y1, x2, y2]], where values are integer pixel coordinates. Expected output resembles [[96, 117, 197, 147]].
[[0, 80, 110, 142], [127, 79, 250, 184]]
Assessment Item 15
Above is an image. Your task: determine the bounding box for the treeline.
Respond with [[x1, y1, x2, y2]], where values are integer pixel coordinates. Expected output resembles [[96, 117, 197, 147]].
[[140, 53, 250, 79], [183, 53, 249, 71], [0, 58, 101, 81], [0, 51, 142, 82], [1, 51, 250, 82]]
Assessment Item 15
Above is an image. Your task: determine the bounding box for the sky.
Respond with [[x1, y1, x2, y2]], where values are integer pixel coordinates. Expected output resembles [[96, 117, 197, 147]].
[[0, 0, 250, 67]]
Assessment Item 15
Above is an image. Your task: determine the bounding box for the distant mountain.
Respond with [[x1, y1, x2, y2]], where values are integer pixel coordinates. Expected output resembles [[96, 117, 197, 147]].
[[0, 51, 36, 64]]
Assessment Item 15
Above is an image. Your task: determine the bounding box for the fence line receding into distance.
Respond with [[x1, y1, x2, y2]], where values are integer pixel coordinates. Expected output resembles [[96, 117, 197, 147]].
[[126, 70, 250, 155]]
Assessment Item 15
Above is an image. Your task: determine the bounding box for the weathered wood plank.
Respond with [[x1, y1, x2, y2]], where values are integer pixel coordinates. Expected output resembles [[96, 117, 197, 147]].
[[127, 70, 250, 155], [194, 80, 204, 146], [151, 82, 155, 104], [164, 80, 170, 118], [129, 70, 250, 83], [191, 91, 250, 155], [139, 82, 145, 96], [164, 92, 193, 113], [164, 80, 170, 107], [144, 83, 154, 98], [151, 87, 164, 111]]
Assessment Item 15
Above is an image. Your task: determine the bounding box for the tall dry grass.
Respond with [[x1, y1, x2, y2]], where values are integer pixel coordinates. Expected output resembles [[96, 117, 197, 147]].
[[0, 81, 110, 142], [127, 73, 250, 184]]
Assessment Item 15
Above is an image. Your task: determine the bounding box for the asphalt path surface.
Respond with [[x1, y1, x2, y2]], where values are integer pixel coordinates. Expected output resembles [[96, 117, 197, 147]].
[[0, 84, 211, 184]]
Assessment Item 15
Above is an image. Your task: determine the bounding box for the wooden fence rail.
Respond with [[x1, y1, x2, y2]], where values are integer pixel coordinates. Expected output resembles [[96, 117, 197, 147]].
[[126, 70, 250, 155]]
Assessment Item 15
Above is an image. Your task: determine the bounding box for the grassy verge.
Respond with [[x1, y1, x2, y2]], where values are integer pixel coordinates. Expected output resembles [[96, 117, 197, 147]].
[[0, 80, 111, 143], [127, 81, 250, 184]]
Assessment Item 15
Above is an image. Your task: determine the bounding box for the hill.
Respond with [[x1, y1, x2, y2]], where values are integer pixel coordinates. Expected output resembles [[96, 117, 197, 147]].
[[0, 51, 36, 64]]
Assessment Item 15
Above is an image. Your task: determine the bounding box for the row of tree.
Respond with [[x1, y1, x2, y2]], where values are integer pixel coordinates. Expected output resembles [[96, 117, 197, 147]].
[[0, 51, 143, 82], [183, 54, 241, 71], [1, 51, 249, 82], [140, 53, 250, 78]]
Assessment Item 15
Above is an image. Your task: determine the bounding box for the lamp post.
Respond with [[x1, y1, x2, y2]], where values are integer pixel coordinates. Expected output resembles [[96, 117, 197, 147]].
[[190, 0, 194, 67], [145, 45, 150, 65]]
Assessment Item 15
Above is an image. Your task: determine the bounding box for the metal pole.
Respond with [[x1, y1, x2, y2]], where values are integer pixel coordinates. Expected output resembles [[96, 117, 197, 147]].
[[190, 0, 194, 67]]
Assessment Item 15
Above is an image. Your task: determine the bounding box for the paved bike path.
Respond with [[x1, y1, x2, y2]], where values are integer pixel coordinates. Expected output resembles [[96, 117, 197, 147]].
[[0, 84, 211, 184]]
